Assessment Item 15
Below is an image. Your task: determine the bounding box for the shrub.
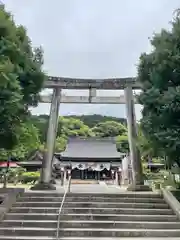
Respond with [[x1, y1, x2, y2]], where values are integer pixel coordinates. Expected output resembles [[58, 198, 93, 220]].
[[0, 167, 25, 184], [20, 171, 40, 184]]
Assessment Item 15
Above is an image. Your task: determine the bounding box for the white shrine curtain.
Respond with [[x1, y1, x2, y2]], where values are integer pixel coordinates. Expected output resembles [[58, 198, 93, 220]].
[[71, 162, 111, 171]]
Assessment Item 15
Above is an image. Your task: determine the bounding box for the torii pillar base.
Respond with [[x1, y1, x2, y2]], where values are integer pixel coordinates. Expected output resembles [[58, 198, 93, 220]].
[[31, 182, 56, 191], [127, 184, 151, 192]]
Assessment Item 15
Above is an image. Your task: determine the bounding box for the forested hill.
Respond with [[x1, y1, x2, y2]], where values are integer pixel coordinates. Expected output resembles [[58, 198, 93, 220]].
[[66, 115, 126, 128], [32, 114, 126, 128]]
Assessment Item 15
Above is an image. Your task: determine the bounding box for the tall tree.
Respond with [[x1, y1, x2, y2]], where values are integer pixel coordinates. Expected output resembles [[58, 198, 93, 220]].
[[55, 136, 67, 152], [137, 125, 160, 159], [0, 5, 45, 150], [116, 135, 129, 153], [138, 12, 180, 166], [0, 121, 41, 160], [57, 117, 93, 138], [92, 121, 127, 137]]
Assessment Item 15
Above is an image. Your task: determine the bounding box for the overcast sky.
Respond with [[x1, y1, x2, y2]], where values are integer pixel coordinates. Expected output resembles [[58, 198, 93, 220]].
[[4, 0, 180, 120]]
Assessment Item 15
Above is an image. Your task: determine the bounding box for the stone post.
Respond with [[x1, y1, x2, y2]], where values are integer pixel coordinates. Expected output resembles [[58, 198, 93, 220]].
[[31, 88, 61, 190], [115, 171, 119, 185], [117, 171, 121, 186], [81, 170, 84, 180], [98, 171, 100, 181], [61, 169, 64, 186], [122, 156, 129, 186], [67, 170, 71, 193], [125, 86, 150, 191], [64, 169, 67, 184]]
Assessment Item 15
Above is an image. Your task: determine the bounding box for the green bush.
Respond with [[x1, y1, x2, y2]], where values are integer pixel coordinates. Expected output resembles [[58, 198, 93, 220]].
[[8, 167, 26, 183], [20, 171, 40, 184], [0, 167, 26, 184]]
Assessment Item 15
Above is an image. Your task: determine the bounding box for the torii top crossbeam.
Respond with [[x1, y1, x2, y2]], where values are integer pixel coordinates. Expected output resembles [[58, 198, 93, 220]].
[[44, 76, 141, 89]]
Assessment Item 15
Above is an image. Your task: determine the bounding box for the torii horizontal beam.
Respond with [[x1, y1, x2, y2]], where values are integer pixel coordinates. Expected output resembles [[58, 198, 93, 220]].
[[40, 94, 138, 104], [44, 76, 141, 90]]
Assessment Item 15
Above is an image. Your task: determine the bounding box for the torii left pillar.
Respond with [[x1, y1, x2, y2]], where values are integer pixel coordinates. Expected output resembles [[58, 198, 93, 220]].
[[31, 88, 61, 190]]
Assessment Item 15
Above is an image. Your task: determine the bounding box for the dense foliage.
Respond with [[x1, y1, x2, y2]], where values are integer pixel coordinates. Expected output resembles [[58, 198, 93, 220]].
[[92, 121, 127, 137], [116, 135, 129, 153], [30, 114, 126, 143], [0, 5, 45, 150], [138, 13, 180, 167], [0, 121, 41, 159]]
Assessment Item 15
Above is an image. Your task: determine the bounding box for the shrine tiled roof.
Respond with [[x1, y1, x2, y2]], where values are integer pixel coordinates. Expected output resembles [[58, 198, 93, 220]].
[[60, 137, 124, 160]]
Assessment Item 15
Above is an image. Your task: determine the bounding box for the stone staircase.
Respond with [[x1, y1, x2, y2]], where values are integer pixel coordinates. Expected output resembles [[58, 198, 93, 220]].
[[0, 191, 180, 239]]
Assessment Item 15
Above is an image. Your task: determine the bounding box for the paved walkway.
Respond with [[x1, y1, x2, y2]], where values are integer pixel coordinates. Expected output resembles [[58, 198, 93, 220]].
[[26, 182, 159, 195], [25, 181, 127, 193], [61, 184, 125, 193], [54, 180, 127, 193]]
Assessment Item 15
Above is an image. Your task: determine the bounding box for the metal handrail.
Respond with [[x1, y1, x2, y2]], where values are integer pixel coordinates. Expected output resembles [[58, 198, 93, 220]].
[[56, 175, 71, 240]]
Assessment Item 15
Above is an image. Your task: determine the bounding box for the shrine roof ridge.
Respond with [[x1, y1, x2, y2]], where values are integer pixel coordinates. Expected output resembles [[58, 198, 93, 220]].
[[44, 76, 141, 89]]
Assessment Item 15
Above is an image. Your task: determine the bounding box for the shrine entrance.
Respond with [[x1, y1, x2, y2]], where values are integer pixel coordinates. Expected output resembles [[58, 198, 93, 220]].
[[31, 77, 149, 191], [71, 169, 98, 180]]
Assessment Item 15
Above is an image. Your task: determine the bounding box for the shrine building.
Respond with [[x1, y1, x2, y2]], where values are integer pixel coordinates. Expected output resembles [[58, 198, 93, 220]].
[[54, 137, 126, 180]]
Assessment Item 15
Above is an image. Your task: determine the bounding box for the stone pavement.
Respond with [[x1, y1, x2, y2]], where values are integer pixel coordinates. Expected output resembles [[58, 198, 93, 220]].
[[62, 183, 124, 193], [26, 182, 159, 194], [26, 183, 124, 193]]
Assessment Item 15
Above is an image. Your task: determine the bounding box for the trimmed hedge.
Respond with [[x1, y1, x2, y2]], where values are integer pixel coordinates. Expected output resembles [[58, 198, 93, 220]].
[[20, 171, 40, 184]]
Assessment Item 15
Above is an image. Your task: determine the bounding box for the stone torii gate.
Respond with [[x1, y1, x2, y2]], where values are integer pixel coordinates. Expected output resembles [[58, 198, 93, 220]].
[[32, 76, 149, 191]]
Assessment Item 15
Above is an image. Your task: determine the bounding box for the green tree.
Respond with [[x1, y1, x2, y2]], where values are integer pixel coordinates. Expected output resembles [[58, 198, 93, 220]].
[[137, 125, 160, 160], [0, 121, 41, 160], [116, 135, 129, 153], [137, 12, 180, 166], [57, 117, 93, 137], [30, 115, 48, 143], [0, 5, 45, 150], [92, 121, 127, 137], [55, 136, 67, 152], [30, 114, 127, 143]]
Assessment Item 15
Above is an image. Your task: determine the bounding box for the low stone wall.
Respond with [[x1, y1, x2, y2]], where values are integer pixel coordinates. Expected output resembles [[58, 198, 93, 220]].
[[0, 188, 24, 221], [162, 188, 180, 220]]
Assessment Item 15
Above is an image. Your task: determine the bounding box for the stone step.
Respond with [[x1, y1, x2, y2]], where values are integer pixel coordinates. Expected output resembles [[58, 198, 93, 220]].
[[18, 196, 165, 203], [0, 227, 180, 237], [14, 201, 169, 209], [60, 213, 178, 221], [9, 207, 174, 215], [59, 228, 180, 237], [5, 213, 178, 221], [23, 192, 161, 198], [0, 237, 180, 240], [2, 220, 180, 229]]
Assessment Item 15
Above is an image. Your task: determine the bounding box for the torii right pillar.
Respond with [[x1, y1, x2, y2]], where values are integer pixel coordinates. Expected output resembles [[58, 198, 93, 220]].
[[125, 86, 150, 191]]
